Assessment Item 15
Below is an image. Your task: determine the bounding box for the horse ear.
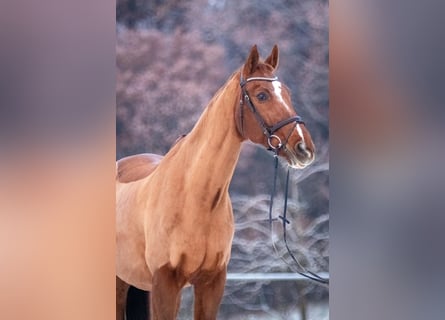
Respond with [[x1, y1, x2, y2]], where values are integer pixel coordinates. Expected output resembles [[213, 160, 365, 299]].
[[243, 45, 260, 77], [265, 44, 279, 70]]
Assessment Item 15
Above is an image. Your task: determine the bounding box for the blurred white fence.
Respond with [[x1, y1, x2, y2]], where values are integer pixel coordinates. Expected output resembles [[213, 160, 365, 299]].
[[227, 272, 329, 282]]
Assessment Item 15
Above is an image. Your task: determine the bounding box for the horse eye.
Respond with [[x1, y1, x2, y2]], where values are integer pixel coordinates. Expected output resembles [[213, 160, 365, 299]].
[[256, 92, 268, 101]]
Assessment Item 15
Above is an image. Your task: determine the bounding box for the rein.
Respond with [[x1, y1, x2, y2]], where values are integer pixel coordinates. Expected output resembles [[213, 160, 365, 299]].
[[269, 150, 329, 286], [239, 72, 329, 286]]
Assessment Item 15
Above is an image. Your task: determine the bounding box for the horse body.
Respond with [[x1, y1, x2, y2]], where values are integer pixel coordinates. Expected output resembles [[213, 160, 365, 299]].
[[116, 45, 315, 319]]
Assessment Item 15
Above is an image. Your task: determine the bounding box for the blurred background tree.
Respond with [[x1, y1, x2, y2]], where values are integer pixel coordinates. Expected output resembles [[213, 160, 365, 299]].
[[116, 0, 328, 318]]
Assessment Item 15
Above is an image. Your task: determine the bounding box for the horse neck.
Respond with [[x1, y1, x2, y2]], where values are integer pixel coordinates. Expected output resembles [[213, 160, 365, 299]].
[[178, 71, 244, 189]]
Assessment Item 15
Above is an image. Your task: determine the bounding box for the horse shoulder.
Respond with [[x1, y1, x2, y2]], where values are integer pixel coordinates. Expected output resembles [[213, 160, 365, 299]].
[[116, 153, 163, 183]]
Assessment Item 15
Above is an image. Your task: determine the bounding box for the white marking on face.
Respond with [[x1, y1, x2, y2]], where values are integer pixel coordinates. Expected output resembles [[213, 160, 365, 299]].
[[296, 123, 312, 159], [296, 123, 305, 144], [272, 81, 292, 113]]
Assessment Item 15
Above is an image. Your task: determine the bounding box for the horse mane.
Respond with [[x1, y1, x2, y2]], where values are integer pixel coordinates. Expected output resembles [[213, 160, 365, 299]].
[[173, 134, 187, 146]]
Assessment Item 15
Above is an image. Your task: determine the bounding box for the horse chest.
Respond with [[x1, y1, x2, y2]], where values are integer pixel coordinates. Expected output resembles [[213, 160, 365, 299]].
[[168, 215, 232, 268], [145, 199, 234, 276]]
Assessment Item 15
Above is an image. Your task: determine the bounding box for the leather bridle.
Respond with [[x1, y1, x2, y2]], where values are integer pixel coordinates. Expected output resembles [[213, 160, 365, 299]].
[[239, 73, 304, 150]]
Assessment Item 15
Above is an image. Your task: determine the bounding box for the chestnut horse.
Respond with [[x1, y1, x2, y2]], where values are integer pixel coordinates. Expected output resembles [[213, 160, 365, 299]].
[[116, 45, 315, 319]]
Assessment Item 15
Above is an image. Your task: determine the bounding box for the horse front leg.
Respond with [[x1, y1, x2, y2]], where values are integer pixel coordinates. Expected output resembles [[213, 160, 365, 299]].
[[193, 267, 227, 320], [151, 265, 183, 320], [116, 276, 130, 320]]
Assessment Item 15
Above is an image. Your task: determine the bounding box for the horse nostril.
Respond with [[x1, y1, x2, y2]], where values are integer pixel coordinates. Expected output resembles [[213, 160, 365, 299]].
[[297, 142, 306, 153], [296, 142, 312, 159], [296, 142, 307, 154]]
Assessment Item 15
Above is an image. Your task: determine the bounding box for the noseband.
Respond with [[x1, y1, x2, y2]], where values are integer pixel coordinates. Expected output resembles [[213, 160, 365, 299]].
[[239, 73, 304, 150]]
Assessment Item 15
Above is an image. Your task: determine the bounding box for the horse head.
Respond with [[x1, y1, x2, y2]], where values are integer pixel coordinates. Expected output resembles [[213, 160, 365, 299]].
[[236, 45, 315, 169]]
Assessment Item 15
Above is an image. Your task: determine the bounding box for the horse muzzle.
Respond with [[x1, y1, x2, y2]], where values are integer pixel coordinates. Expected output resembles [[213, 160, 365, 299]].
[[285, 141, 315, 169]]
